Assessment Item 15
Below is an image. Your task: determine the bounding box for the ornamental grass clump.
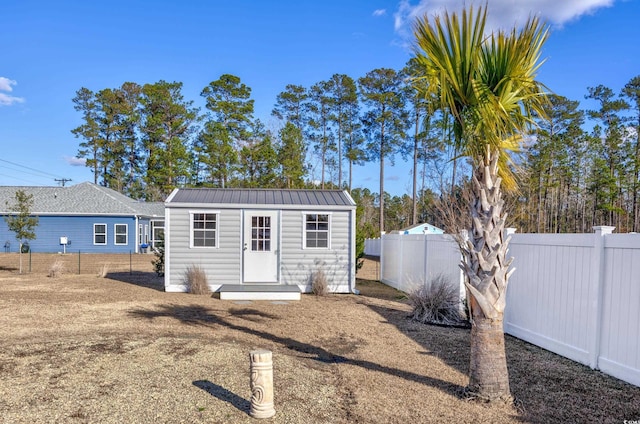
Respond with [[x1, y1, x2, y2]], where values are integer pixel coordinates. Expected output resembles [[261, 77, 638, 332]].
[[48, 260, 65, 278], [184, 265, 210, 295], [311, 268, 329, 296], [408, 274, 464, 325]]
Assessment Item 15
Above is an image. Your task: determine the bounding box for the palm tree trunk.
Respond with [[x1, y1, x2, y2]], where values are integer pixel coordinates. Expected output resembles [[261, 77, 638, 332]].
[[468, 317, 510, 398], [462, 146, 513, 401]]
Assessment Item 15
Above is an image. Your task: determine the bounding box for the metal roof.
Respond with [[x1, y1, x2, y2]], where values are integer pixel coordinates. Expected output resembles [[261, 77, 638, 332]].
[[167, 188, 356, 207], [0, 182, 164, 217]]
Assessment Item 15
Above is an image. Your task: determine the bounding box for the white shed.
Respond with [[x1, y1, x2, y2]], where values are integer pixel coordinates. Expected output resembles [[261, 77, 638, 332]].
[[164, 188, 357, 298]]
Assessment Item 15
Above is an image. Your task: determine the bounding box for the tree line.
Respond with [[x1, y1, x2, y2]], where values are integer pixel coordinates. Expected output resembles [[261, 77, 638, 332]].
[[71, 70, 640, 235]]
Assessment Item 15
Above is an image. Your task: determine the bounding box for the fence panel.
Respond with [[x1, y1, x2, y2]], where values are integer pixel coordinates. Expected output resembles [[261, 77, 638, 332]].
[[379, 233, 462, 294], [504, 234, 596, 366], [368, 227, 640, 387], [398, 235, 427, 290], [598, 234, 640, 386], [425, 235, 464, 298], [380, 235, 402, 290], [0, 252, 155, 275], [364, 238, 381, 257]]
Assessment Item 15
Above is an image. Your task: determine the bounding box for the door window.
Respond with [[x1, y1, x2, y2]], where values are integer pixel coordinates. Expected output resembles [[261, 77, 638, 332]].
[[251, 216, 271, 251]]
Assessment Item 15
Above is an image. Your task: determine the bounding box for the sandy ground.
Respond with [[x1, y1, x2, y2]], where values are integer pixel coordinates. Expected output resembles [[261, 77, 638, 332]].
[[0, 258, 638, 423]]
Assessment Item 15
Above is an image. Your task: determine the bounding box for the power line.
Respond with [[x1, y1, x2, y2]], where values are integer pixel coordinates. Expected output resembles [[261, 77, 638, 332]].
[[0, 172, 43, 185], [0, 158, 67, 179], [0, 163, 60, 180]]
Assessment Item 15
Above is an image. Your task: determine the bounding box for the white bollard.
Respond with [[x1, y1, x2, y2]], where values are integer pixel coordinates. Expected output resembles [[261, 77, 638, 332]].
[[249, 349, 275, 419]]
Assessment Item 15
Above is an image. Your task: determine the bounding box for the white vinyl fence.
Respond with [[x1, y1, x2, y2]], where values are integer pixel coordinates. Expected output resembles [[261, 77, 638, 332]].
[[365, 226, 640, 387], [375, 234, 464, 298]]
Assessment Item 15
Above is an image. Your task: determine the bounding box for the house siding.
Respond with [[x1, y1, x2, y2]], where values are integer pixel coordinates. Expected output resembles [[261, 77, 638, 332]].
[[280, 209, 352, 292], [165, 207, 242, 290], [0, 215, 140, 253]]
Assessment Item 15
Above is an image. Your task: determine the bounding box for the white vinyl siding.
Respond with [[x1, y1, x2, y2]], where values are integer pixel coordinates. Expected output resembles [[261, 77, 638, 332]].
[[94, 224, 107, 245], [281, 210, 351, 290], [114, 224, 128, 245], [166, 208, 241, 288]]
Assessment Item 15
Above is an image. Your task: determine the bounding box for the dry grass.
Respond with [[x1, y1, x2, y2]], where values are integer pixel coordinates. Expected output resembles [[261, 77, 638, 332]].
[[407, 273, 465, 325], [184, 264, 210, 295], [0, 258, 638, 423], [97, 264, 109, 278], [47, 260, 65, 278], [311, 267, 329, 296]]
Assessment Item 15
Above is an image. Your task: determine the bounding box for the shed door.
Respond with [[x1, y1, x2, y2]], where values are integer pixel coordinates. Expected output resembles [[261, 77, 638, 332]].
[[243, 210, 279, 283]]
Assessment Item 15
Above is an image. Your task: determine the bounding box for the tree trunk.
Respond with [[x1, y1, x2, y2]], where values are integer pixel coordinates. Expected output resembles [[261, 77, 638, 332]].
[[461, 146, 513, 401], [468, 317, 510, 399], [412, 110, 419, 226]]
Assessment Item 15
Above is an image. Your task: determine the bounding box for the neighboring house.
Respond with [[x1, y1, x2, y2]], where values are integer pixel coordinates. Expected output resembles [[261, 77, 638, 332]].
[[0, 182, 164, 253], [164, 188, 357, 294], [393, 222, 444, 235]]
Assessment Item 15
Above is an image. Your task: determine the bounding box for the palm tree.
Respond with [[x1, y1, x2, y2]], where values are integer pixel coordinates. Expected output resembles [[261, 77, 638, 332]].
[[412, 6, 549, 401]]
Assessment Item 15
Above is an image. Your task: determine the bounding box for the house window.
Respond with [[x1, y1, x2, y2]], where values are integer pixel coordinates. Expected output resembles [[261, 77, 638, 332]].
[[114, 224, 128, 245], [94, 224, 107, 245], [191, 212, 218, 248], [304, 213, 330, 249], [151, 220, 164, 248], [138, 224, 143, 245]]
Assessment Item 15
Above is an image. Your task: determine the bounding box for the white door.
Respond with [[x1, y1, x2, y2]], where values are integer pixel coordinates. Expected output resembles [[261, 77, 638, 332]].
[[243, 210, 279, 283]]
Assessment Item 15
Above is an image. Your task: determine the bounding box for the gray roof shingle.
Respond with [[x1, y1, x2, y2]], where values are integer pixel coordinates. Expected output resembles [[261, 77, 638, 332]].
[[0, 182, 164, 217], [167, 188, 356, 207]]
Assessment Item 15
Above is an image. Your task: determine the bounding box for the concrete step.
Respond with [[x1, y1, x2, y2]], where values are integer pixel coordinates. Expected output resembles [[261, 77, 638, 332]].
[[216, 284, 301, 301]]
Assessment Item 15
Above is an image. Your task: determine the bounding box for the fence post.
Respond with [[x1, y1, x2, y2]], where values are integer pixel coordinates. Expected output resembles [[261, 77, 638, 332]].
[[423, 234, 429, 286], [78, 250, 81, 275], [130, 250, 132, 275], [380, 236, 385, 283], [397, 235, 403, 290], [588, 226, 614, 369], [29, 250, 32, 273]]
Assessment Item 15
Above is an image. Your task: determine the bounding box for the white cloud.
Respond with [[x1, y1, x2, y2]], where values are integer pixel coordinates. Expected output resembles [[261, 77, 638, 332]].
[[0, 77, 25, 106], [65, 156, 87, 166], [394, 0, 616, 38], [373, 9, 387, 17]]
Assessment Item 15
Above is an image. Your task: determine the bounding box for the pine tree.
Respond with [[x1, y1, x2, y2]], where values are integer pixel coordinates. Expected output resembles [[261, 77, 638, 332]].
[[139, 80, 198, 200], [358, 68, 409, 234]]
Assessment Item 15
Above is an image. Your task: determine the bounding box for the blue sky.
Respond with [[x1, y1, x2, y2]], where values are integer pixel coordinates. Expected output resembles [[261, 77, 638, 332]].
[[1, 0, 638, 196]]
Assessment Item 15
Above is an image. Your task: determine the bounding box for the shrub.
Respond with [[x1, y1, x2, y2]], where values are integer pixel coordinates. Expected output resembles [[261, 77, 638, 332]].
[[184, 265, 210, 295], [408, 274, 464, 325], [152, 235, 165, 277], [311, 268, 329, 296], [48, 260, 65, 278]]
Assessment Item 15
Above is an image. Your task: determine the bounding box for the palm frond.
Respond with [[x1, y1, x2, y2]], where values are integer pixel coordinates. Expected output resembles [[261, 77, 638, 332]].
[[411, 4, 550, 187]]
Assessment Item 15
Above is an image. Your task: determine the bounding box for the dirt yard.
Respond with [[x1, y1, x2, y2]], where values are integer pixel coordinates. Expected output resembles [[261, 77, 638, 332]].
[[0, 258, 638, 423]]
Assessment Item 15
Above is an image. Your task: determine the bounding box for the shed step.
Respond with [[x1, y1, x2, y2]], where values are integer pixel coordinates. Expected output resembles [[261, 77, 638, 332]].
[[216, 284, 301, 301]]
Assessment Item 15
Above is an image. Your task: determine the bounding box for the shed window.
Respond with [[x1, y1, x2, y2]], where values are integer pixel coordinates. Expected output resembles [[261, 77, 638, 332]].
[[94, 224, 107, 245], [304, 214, 330, 249], [191, 212, 218, 248], [114, 224, 128, 245]]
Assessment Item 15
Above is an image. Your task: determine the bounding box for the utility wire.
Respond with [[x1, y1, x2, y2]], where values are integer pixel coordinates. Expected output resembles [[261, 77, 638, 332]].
[[0, 172, 42, 185], [0, 163, 60, 180], [0, 158, 67, 179]]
